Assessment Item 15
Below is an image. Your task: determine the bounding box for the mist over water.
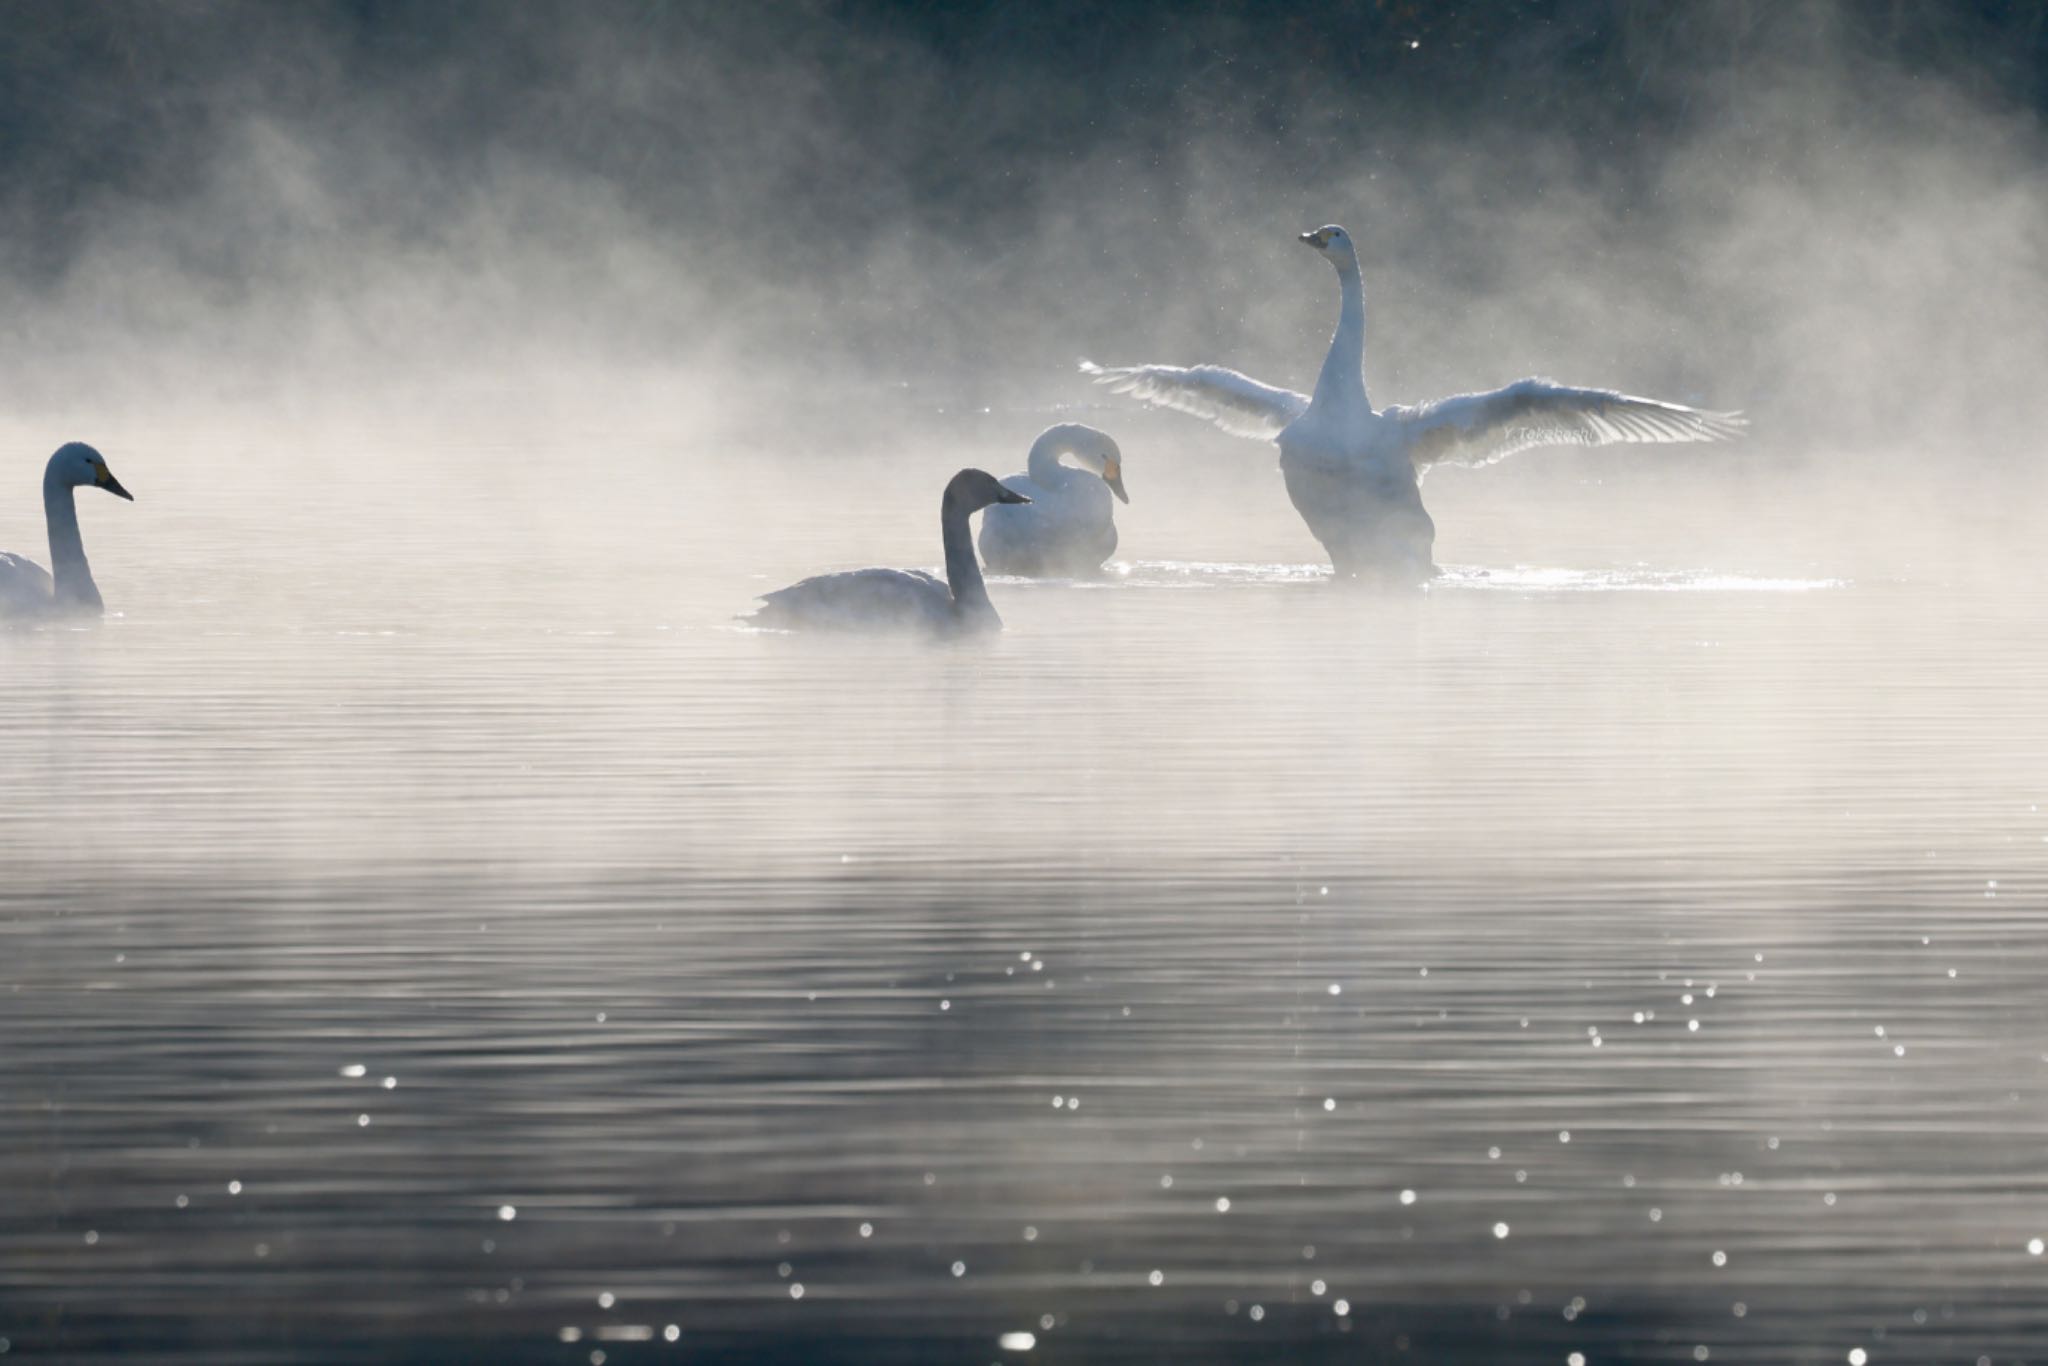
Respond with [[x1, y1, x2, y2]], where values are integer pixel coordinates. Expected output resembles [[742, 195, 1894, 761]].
[[3, 3, 2046, 1362]]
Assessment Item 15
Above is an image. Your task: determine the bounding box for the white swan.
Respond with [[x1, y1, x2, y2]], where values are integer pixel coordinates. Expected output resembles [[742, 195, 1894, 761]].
[[977, 423, 1128, 577], [1083, 224, 1745, 583], [751, 468, 1029, 635], [0, 442, 134, 617]]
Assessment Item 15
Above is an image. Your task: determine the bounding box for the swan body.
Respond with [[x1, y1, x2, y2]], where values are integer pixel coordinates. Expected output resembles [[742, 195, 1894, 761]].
[[1084, 224, 1744, 583], [977, 424, 1128, 577], [0, 442, 134, 617], [751, 468, 1029, 635]]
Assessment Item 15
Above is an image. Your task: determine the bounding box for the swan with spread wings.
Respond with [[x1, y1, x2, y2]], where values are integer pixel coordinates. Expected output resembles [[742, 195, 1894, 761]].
[[1083, 225, 1744, 583]]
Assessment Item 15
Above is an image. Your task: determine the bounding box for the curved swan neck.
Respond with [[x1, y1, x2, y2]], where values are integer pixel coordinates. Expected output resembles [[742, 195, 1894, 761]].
[[940, 500, 997, 622], [1311, 253, 1370, 413], [1025, 427, 1086, 486], [42, 474, 101, 609]]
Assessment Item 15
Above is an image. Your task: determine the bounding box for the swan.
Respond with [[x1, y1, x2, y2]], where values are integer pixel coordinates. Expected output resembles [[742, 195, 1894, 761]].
[[976, 423, 1128, 577], [1083, 224, 1745, 583], [0, 442, 134, 617], [750, 468, 1029, 635]]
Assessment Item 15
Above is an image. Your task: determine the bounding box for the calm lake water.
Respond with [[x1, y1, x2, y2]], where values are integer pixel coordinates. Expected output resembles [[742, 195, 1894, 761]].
[[2, 426, 2045, 1363]]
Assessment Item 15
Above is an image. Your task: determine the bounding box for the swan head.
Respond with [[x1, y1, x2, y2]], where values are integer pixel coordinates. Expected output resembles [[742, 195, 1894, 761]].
[[1035, 424, 1129, 504], [944, 467, 1031, 515], [1299, 224, 1358, 268], [47, 442, 133, 501], [1100, 451, 1128, 504], [1075, 427, 1128, 504]]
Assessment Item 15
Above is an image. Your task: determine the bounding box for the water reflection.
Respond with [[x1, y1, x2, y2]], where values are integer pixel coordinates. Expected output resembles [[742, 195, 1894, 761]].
[[2, 472, 2044, 1361]]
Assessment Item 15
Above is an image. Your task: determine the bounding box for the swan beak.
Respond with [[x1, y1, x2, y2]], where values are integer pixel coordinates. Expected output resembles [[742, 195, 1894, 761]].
[[996, 489, 1031, 505], [95, 465, 134, 501], [1299, 229, 1330, 249], [1103, 462, 1129, 504]]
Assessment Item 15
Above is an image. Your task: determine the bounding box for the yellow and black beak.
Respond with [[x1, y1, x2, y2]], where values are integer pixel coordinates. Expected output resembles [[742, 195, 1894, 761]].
[[95, 462, 134, 501], [1299, 228, 1333, 249], [1102, 460, 1129, 504]]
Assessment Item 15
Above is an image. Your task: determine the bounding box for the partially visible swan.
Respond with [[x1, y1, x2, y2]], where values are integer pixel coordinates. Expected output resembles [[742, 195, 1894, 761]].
[[977, 423, 1128, 577], [0, 442, 135, 617], [751, 468, 1029, 635], [1084, 224, 1744, 583]]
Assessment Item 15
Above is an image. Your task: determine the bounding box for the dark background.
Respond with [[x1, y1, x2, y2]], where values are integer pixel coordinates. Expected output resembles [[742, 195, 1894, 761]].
[[1, 1, 2043, 473], [5, 1, 2043, 284]]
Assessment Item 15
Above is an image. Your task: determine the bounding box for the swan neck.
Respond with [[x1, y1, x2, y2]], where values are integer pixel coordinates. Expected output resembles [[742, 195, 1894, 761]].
[[941, 502, 996, 622], [1025, 432, 1075, 486], [1312, 256, 1369, 411], [42, 477, 100, 609]]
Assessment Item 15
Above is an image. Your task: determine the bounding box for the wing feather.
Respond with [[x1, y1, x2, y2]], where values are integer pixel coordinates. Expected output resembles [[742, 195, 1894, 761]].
[[1079, 359, 1308, 443], [751, 568, 951, 632], [0, 551, 54, 614], [1386, 378, 1746, 472]]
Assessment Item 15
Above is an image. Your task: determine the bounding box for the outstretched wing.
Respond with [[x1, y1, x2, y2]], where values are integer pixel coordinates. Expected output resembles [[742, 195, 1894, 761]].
[[1080, 360, 1309, 443], [1386, 378, 1746, 473]]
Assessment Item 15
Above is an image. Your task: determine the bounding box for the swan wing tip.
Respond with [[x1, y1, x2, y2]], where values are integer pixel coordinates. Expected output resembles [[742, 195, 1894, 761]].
[[1701, 408, 1749, 438]]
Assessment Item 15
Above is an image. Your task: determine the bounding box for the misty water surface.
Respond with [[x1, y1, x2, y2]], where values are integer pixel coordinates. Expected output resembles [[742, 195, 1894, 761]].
[[5, 6, 2048, 1360], [3, 414, 2045, 1363]]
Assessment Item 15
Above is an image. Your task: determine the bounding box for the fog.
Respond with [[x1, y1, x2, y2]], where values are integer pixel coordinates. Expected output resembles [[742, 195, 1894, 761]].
[[2, 2, 2043, 596], [5, 6, 2047, 1361]]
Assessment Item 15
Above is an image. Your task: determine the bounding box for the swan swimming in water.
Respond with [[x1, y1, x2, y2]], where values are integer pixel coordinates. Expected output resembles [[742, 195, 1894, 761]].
[[0, 442, 134, 617], [751, 468, 1029, 635], [1084, 224, 1745, 584], [977, 423, 1128, 577]]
